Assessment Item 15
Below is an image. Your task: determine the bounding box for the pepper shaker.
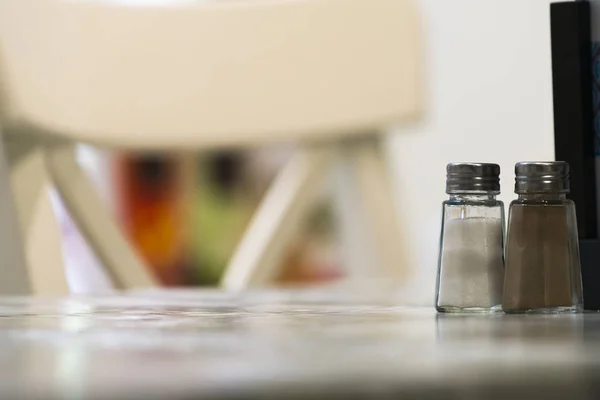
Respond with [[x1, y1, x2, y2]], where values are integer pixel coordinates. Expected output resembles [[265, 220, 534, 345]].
[[435, 163, 505, 313], [502, 162, 583, 313]]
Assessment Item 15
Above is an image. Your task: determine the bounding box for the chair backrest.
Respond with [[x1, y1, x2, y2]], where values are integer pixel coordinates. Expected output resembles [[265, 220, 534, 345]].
[[0, 0, 421, 150]]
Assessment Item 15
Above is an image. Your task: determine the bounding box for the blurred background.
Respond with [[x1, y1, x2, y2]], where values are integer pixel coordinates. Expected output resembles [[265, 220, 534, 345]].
[[45, 0, 557, 304], [58, 144, 343, 291]]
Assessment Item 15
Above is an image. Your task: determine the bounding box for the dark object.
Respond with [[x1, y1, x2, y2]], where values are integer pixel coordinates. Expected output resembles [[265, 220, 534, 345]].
[[580, 239, 600, 309], [551, 1, 596, 239], [551, 1, 600, 310], [208, 152, 244, 194], [134, 155, 177, 194], [503, 162, 583, 313]]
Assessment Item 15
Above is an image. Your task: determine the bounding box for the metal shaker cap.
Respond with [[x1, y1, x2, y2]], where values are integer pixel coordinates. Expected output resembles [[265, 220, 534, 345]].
[[446, 162, 500, 194], [514, 161, 569, 194]]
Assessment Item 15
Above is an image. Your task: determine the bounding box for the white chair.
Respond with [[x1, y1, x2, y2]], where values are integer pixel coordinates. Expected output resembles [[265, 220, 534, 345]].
[[0, 0, 422, 294]]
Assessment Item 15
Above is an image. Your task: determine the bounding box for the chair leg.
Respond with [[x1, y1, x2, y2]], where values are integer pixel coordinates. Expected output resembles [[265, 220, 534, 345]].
[[44, 141, 157, 290], [4, 134, 69, 295], [221, 145, 333, 290], [332, 135, 411, 284]]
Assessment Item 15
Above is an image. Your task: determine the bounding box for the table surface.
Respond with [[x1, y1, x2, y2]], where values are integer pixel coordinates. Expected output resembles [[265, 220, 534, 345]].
[[2, 288, 600, 399]]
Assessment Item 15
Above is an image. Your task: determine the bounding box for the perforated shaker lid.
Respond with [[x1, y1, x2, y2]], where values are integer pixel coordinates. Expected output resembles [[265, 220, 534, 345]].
[[514, 161, 569, 194], [446, 162, 500, 194]]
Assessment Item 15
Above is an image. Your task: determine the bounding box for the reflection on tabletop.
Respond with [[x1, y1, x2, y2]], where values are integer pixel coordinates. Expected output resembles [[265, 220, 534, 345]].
[[0, 289, 599, 399]]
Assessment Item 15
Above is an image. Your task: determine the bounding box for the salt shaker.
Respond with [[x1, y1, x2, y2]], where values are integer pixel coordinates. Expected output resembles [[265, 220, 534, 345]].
[[435, 163, 505, 313], [502, 162, 583, 313]]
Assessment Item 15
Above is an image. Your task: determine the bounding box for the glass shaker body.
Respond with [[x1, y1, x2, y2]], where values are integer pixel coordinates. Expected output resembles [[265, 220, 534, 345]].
[[503, 194, 583, 313], [502, 162, 583, 313], [436, 163, 505, 313]]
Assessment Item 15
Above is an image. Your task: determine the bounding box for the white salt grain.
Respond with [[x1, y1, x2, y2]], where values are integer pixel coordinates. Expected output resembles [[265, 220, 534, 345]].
[[438, 217, 504, 309]]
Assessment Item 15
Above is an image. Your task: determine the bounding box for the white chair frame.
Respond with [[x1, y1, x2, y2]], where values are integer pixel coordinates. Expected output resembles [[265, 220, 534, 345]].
[[0, 0, 421, 294]]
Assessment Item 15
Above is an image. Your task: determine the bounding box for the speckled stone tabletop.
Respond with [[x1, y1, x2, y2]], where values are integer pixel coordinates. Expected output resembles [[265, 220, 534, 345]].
[[1, 288, 600, 399]]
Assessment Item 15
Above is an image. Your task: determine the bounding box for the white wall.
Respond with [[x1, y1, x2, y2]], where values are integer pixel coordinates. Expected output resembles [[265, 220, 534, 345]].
[[390, 0, 556, 304]]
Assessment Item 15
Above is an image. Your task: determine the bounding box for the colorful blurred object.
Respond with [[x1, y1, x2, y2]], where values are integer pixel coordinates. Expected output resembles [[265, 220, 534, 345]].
[[191, 152, 255, 285], [114, 155, 193, 286], [192, 150, 343, 286], [110, 148, 343, 288]]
